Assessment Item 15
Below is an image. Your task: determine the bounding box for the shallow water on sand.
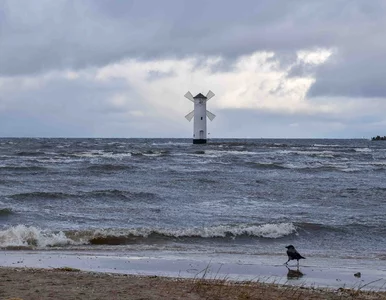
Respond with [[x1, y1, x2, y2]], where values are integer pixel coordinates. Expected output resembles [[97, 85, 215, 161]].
[[1, 250, 386, 291]]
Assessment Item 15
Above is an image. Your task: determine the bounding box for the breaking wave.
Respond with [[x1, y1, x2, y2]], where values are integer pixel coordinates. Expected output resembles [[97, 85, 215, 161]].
[[69, 150, 132, 159], [0, 223, 297, 249], [245, 161, 364, 172], [354, 148, 372, 152], [0, 225, 74, 248], [204, 150, 259, 156], [312, 144, 343, 148], [86, 223, 297, 241], [3, 222, 381, 249], [152, 142, 190, 146]]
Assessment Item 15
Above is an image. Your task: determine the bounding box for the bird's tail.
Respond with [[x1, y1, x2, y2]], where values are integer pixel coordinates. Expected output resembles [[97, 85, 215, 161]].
[[301, 256, 306, 259]]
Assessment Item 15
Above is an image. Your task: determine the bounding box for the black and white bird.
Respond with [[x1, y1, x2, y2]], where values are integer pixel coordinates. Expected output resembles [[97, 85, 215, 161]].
[[285, 245, 305, 266]]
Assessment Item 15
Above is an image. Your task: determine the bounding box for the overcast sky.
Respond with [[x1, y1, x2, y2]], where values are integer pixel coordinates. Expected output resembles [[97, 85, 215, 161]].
[[1, 0, 386, 138]]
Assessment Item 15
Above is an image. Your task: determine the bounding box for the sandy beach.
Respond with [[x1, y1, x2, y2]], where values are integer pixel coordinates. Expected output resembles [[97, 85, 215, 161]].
[[1, 251, 386, 299], [1, 266, 386, 300]]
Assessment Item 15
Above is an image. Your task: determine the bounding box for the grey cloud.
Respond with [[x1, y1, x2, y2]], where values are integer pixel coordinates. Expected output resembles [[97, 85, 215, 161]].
[[189, 56, 237, 74], [0, 76, 136, 136], [287, 61, 319, 78], [304, 2, 386, 98], [0, 74, 191, 137], [2, 0, 386, 102], [308, 45, 386, 98], [267, 52, 298, 70], [146, 70, 176, 82], [2, 0, 383, 76], [0, 112, 92, 137], [2, 76, 129, 113]]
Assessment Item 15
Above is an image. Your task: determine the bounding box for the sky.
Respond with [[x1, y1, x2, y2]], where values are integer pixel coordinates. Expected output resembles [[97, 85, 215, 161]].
[[1, 0, 386, 138]]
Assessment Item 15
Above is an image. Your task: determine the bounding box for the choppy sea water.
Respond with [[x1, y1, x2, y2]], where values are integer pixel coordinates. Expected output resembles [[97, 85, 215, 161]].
[[0, 138, 385, 262]]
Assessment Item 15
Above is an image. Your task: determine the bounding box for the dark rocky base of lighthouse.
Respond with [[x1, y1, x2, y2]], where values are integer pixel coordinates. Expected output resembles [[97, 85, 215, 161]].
[[193, 139, 207, 144]]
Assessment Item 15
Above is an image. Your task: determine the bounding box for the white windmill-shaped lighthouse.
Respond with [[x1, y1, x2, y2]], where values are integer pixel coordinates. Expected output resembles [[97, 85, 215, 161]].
[[184, 90, 216, 144]]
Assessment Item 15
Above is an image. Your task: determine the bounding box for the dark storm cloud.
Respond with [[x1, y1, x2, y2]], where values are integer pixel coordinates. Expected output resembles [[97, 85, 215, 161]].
[[0, 1, 365, 70], [307, 46, 386, 98], [1, 0, 386, 100]]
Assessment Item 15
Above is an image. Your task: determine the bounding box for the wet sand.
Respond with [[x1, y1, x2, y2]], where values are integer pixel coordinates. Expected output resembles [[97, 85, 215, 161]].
[[1, 251, 386, 299]]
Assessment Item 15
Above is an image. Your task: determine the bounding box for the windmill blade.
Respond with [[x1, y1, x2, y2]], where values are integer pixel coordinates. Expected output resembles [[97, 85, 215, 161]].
[[206, 90, 215, 100], [185, 110, 195, 121], [184, 91, 194, 102], [206, 110, 216, 121]]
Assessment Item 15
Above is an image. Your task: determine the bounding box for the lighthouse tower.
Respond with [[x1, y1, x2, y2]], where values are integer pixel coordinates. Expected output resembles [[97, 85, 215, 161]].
[[184, 90, 216, 144]]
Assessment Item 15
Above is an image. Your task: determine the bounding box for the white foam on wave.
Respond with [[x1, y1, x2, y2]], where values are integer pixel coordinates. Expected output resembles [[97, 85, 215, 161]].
[[205, 150, 259, 156], [340, 168, 361, 173], [174, 150, 258, 158], [142, 153, 163, 157], [164, 223, 297, 238], [0, 223, 297, 249], [318, 153, 335, 158], [92, 222, 297, 239], [354, 148, 372, 152], [278, 149, 335, 157], [152, 142, 191, 146], [168, 165, 212, 172], [75, 150, 132, 159], [180, 150, 259, 158], [368, 161, 386, 166], [36, 157, 80, 164], [175, 152, 220, 158], [0, 225, 75, 248], [312, 144, 342, 148]]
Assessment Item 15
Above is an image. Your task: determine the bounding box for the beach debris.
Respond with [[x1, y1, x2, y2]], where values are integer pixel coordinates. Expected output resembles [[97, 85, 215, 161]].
[[354, 272, 361, 278], [55, 267, 81, 272], [284, 245, 306, 266]]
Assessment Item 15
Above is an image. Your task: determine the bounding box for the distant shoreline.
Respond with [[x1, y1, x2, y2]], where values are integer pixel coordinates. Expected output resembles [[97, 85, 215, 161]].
[[372, 135, 386, 140]]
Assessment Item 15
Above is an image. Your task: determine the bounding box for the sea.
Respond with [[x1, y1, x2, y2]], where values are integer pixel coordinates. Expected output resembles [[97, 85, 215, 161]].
[[0, 138, 385, 263]]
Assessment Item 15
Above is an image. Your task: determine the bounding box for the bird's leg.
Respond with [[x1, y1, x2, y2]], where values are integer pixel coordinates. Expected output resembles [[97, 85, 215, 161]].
[[284, 258, 290, 265]]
